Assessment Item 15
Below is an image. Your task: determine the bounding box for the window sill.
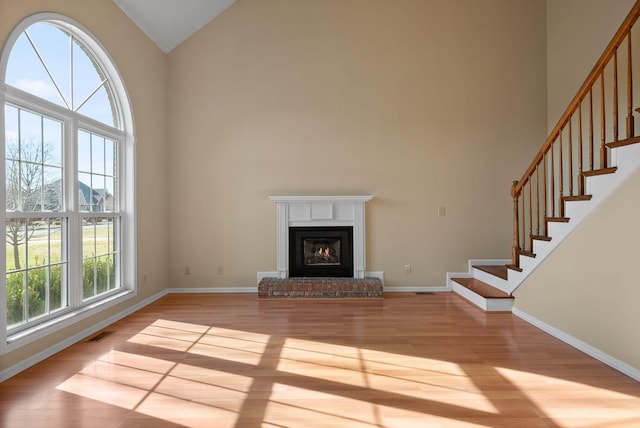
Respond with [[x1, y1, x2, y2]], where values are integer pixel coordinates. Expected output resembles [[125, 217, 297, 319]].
[[4, 289, 136, 352]]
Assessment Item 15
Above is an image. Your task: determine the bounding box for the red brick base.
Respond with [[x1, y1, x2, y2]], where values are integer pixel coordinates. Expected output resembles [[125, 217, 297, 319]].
[[258, 277, 383, 299]]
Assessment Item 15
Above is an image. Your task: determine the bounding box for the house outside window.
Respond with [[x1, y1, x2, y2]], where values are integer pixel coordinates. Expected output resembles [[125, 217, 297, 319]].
[[1, 13, 136, 350]]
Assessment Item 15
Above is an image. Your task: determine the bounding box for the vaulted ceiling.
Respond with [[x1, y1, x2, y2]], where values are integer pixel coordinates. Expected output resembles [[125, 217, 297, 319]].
[[112, 0, 236, 53]]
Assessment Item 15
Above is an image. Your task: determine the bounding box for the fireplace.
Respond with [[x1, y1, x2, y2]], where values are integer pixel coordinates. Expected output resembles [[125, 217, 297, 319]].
[[259, 195, 382, 297], [264, 195, 374, 280], [289, 226, 353, 277]]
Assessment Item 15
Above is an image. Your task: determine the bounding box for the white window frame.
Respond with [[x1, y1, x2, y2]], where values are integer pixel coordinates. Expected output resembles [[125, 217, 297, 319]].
[[0, 13, 136, 353]]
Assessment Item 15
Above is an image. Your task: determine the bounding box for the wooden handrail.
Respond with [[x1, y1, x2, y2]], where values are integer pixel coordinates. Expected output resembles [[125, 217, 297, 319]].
[[511, 1, 640, 267], [513, 1, 640, 197]]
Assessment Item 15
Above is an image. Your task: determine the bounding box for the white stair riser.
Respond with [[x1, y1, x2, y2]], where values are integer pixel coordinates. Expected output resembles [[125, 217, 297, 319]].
[[472, 268, 509, 293], [452, 283, 513, 312], [563, 200, 591, 223], [485, 298, 515, 312]]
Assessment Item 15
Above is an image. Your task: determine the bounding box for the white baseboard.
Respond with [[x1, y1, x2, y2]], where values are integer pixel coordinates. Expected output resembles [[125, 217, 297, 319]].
[[168, 287, 257, 293], [384, 286, 449, 293], [0, 289, 169, 383], [513, 307, 640, 382]]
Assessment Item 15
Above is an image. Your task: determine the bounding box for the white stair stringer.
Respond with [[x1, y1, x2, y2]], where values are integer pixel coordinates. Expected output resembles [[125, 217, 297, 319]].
[[507, 142, 640, 295]]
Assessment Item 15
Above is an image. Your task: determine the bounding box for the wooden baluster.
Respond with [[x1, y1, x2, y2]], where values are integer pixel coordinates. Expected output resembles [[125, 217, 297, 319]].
[[579, 101, 585, 195], [627, 31, 634, 138], [559, 131, 564, 217], [551, 139, 555, 217], [536, 163, 540, 236], [590, 88, 595, 171], [600, 72, 608, 167], [521, 188, 526, 253], [569, 118, 574, 196], [512, 181, 520, 267], [528, 179, 533, 252], [543, 152, 548, 236], [614, 50, 619, 143]]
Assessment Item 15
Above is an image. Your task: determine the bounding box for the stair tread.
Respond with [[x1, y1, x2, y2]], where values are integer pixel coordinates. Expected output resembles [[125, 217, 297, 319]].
[[472, 264, 508, 280], [546, 216, 570, 223], [531, 234, 552, 241], [562, 195, 592, 201], [520, 250, 535, 258], [582, 167, 617, 177], [451, 277, 512, 299], [506, 264, 523, 272], [606, 136, 640, 148]]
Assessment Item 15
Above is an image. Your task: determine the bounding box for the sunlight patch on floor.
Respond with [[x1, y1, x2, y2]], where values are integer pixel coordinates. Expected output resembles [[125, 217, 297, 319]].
[[57, 372, 150, 410], [496, 366, 640, 426], [56, 319, 640, 427], [135, 392, 239, 427]]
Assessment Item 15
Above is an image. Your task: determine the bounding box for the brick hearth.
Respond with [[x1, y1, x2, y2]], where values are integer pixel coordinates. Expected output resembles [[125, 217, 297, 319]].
[[258, 277, 383, 299]]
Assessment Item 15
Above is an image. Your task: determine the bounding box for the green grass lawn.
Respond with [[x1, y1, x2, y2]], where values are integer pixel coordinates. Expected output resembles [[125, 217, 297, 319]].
[[6, 222, 114, 271]]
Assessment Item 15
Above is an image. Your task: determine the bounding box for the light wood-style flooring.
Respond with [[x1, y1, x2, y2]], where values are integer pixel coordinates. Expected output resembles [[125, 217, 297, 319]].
[[1, 292, 639, 427]]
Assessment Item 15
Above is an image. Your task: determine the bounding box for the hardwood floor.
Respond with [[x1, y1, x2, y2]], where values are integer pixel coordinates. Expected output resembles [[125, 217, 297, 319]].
[[1, 292, 639, 427]]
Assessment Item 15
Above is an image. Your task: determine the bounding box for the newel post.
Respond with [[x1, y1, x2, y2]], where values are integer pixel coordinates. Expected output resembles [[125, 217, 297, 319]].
[[511, 181, 520, 268]]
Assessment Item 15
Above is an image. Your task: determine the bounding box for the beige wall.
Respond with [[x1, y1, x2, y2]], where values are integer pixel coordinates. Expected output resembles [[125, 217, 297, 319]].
[[167, 0, 547, 289], [0, 0, 169, 372], [513, 166, 640, 370], [546, 0, 636, 130]]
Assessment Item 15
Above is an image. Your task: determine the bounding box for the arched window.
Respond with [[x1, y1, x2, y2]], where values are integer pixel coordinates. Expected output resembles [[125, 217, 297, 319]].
[[1, 13, 135, 348]]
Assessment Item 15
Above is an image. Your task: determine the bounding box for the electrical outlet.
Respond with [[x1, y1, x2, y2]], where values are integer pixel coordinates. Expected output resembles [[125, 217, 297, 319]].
[[404, 264, 412, 274], [217, 266, 224, 275], [143, 274, 147, 285], [185, 266, 191, 275], [438, 206, 446, 217]]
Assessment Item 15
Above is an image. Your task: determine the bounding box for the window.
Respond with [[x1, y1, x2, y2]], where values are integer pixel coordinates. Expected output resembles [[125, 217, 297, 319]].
[[1, 14, 135, 349]]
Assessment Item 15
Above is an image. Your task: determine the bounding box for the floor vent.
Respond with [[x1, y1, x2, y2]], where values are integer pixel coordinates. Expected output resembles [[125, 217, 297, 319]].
[[87, 331, 115, 342], [415, 292, 434, 295]]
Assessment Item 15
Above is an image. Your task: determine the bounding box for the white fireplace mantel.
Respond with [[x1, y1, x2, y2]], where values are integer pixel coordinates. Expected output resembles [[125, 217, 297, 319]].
[[268, 195, 373, 279]]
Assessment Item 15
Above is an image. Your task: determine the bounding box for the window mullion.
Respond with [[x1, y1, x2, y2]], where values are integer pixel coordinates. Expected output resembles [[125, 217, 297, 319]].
[[0, 93, 7, 352], [24, 219, 29, 320], [66, 117, 81, 308], [70, 34, 74, 111], [45, 219, 51, 313]]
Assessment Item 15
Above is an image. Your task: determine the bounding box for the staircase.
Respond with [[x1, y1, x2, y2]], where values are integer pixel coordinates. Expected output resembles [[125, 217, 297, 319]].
[[448, 1, 640, 312], [448, 262, 512, 311], [449, 141, 640, 311]]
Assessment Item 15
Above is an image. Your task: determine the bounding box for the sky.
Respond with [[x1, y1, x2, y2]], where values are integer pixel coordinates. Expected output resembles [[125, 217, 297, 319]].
[[4, 21, 118, 199], [5, 22, 117, 126]]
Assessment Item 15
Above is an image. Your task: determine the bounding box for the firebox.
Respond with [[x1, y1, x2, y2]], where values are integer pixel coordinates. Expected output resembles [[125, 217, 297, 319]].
[[289, 226, 353, 277]]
